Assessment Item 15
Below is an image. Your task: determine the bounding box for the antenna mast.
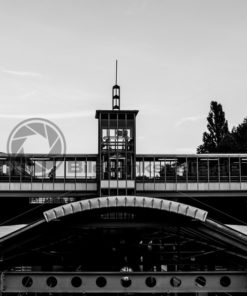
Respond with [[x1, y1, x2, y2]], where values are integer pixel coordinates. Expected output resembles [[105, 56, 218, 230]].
[[116, 60, 118, 85], [112, 60, 120, 110]]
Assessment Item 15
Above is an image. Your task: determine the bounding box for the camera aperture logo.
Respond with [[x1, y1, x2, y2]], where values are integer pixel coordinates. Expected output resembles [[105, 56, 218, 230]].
[[7, 118, 66, 175]]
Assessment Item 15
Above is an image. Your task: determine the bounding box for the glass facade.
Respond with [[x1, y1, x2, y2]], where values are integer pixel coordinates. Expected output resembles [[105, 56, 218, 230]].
[[98, 112, 136, 182], [0, 156, 97, 183], [0, 154, 247, 191], [136, 155, 245, 183]]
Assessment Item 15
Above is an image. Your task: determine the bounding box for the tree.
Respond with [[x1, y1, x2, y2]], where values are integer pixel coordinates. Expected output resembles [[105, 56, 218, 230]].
[[232, 117, 247, 153], [197, 101, 229, 153]]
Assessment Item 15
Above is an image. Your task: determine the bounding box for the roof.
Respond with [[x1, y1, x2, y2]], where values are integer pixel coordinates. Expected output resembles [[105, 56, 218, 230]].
[[95, 110, 139, 118]]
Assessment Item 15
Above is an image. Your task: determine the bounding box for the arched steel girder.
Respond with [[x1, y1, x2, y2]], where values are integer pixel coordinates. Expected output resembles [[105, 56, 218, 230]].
[[43, 196, 208, 222]]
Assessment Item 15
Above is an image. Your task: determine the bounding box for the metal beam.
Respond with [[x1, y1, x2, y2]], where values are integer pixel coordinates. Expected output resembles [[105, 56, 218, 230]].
[[1, 271, 247, 293]]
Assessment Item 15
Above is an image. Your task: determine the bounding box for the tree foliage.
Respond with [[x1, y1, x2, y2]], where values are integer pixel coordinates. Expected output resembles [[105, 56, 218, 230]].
[[232, 117, 247, 153], [197, 101, 247, 153], [197, 101, 229, 153]]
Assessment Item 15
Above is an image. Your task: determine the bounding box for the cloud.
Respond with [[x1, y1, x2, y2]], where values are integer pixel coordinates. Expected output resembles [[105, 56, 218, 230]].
[[1, 68, 42, 77], [175, 115, 202, 127], [0, 111, 94, 119]]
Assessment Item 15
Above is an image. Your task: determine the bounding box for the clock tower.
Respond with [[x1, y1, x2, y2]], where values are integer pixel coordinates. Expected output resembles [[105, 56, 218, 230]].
[[95, 61, 138, 196]]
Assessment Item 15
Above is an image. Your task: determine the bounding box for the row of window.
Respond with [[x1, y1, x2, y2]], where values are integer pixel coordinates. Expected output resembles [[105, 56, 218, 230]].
[[0, 158, 97, 181], [1, 156, 247, 183], [136, 157, 247, 182]]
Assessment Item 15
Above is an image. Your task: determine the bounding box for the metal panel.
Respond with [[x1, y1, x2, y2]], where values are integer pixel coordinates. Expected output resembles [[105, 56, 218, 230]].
[[208, 183, 220, 190], [9, 183, 21, 190], [0, 183, 10, 190], [43, 183, 53, 190], [166, 183, 176, 191], [65, 183, 76, 191], [86, 183, 97, 191], [20, 183, 32, 190], [32, 183, 43, 190], [54, 183, 65, 190], [230, 183, 241, 190], [1, 271, 247, 293], [219, 182, 230, 190]]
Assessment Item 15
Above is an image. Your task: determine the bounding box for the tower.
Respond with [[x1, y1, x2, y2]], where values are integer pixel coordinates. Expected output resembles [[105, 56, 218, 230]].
[[95, 61, 138, 196]]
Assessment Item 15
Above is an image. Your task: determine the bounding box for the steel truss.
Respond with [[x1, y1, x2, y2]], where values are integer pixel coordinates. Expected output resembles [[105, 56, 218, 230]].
[[1, 271, 247, 293]]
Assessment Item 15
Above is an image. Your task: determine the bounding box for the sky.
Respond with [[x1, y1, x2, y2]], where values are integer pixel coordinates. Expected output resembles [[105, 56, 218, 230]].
[[0, 0, 247, 154]]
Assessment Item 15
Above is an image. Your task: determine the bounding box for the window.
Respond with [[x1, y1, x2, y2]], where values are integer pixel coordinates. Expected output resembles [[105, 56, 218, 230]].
[[198, 158, 208, 182], [21, 157, 34, 181], [0, 158, 10, 181], [187, 158, 197, 182], [75, 160, 86, 179], [166, 159, 177, 182], [230, 158, 240, 182], [176, 158, 187, 182], [219, 158, 229, 182], [56, 159, 65, 180], [209, 159, 219, 182], [241, 158, 247, 182], [65, 159, 76, 179], [87, 160, 96, 179]]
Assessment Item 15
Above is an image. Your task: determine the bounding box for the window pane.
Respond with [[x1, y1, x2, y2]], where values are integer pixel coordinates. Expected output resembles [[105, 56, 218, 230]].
[[144, 161, 151, 179], [66, 160, 76, 179], [10, 158, 21, 182], [209, 159, 218, 182], [75, 160, 86, 179], [241, 158, 247, 182], [166, 159, 176, 182], [56, 160, 65, 180], [22, 157, 34, 181], [43, 160, 55, 180], [230, 158, 240, 182], [87, 160, 96, 179], [219, 158, 229, 182], [176, 158, 186, 182], [198, 158, 208, 182], [0, 158, 10, 181], [187, 158, 197, 182], [34, 160, 44, 181], [154, 161, 161, 180]]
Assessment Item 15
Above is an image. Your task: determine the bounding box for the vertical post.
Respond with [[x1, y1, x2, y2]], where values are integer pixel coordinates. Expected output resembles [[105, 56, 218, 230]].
[[116, 113, 119, 195], [240, 156, 242, 190], [186, 157, 188, 191], [85, 156, 88, 192], [63, 156, 66, 191], [218, 157, 220, 190], [229, 156, 231, 190], [207, 158, 209, 191], [108, 113, 110, 196], [133, 113, 136, 195], [196, 157, 199, 191], [153, 156, 155, 191], [98, 113, 102, 196], [125, 113, 128, 195]]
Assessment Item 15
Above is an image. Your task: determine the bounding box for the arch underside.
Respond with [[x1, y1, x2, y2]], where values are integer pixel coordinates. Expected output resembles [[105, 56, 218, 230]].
[[1, 196, 247, 294]]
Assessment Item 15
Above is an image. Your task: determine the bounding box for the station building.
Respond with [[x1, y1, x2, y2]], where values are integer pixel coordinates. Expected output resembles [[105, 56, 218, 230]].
[[0, 71, 247, 295]]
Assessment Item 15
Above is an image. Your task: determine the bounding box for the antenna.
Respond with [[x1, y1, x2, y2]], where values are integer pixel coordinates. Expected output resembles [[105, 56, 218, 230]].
[[115, 59, 118, 85], [112, 60, 120, 110]]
